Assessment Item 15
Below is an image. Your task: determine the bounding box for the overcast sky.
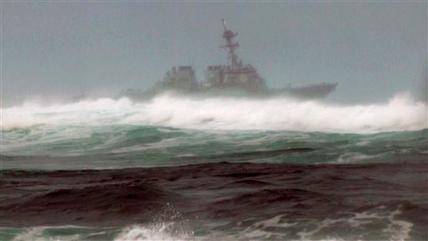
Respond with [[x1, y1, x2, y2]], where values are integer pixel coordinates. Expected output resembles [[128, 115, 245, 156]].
[[1, 1, 427, 106]]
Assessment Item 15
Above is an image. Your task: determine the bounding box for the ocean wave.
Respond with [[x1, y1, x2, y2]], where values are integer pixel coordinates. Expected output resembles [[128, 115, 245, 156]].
[[2, 162, 427, 241], [1, 126, 427, 170], [2, 93, 427, 169], [3, 92, 427, 133]]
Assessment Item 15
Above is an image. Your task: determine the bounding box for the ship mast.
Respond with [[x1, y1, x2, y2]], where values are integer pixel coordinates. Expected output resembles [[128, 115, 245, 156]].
[[221, 19, 240, 69]]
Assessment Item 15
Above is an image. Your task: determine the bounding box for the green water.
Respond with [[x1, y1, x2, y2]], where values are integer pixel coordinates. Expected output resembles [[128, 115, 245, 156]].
[[2, 125, 427, 170]]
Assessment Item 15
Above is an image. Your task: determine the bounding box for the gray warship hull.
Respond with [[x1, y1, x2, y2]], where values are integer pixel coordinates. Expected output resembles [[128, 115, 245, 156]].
[[119, 82, 337, 101]]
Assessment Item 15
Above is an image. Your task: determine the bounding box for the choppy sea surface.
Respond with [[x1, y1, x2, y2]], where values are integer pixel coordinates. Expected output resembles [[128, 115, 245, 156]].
[[1, 93, 427, 240]]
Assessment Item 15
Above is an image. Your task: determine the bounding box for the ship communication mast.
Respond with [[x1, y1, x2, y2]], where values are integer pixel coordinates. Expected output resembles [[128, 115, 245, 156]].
[[221, 19, 240, 69]]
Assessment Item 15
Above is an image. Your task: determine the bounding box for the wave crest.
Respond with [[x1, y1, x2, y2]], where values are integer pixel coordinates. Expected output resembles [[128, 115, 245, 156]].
[[3, 93, 426, 133]]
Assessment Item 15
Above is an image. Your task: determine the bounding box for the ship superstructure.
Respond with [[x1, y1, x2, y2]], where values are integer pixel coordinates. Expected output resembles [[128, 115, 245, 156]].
[[160, 19, 266, 93], [205, 20, 266, 92], [121, 20, 337, 99], [160, 66, 198, 91]]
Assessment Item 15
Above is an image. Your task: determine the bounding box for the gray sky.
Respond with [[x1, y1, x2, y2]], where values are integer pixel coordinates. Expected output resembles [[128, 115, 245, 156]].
[[1, 1, 427, 106]]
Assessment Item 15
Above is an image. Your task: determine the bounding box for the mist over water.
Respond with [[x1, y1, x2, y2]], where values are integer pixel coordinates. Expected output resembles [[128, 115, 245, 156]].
[[3, 92, 427, 133]]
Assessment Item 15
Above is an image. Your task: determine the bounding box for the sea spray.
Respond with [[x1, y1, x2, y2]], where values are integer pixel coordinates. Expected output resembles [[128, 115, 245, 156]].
[[3, 92, 427, 133]]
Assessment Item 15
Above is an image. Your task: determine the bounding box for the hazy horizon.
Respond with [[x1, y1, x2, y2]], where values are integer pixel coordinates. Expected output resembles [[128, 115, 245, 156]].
[[1, 1, 427, 106]]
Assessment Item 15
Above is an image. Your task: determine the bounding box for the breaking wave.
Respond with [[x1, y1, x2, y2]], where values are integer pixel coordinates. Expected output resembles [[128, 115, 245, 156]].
[[2, 92, 427, 133]]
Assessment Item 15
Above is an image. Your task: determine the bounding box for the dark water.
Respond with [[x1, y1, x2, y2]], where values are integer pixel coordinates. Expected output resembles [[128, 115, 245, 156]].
[[1, 161, 427, 241], [1, 96, 427, 240], [1, 127, 428, 240]]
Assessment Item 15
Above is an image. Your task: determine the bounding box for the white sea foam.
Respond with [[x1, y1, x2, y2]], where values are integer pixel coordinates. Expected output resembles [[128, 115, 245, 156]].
[[2, 92, 427, 133], [382, 209, 413, 241], [114, 222, 192, 241], [11, 226, 82, 241], [335, 152, 384, 164]]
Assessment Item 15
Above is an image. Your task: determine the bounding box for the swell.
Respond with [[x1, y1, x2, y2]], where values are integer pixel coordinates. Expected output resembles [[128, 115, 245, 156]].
[[2, 126, 427, 170], [1, 162, 427, 240]]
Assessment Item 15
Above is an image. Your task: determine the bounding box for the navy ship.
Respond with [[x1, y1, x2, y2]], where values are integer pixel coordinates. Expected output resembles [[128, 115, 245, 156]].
[[120, 20, 337, 99]]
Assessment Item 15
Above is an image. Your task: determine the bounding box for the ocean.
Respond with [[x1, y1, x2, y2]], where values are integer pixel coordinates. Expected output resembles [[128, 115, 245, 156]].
[[1, 93, 427, 241]]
